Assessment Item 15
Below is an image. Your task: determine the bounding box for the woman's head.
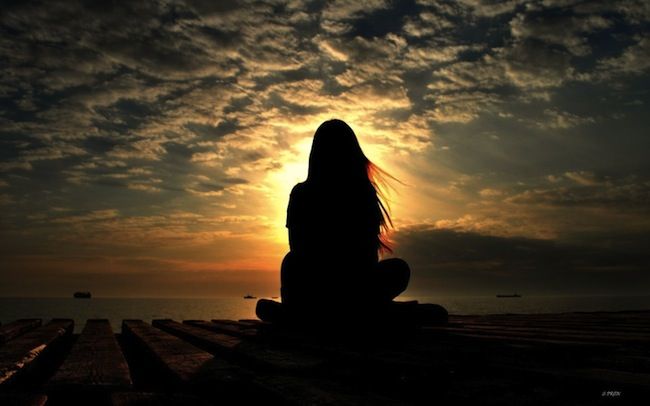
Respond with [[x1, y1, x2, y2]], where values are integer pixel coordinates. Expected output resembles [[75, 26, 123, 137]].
[[307, 119, 367, 183], [307, 119, 395, 253]]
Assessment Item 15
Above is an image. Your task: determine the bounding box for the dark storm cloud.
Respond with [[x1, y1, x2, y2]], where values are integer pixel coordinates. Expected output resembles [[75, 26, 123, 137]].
[[505, 173, 650, 208], [393, 226, 650, 295], [185, 120, 240, 141]]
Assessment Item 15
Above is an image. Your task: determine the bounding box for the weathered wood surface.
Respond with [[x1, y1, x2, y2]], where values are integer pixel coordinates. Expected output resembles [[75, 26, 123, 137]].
[[47, 319, 132, 391], [0, 393, 48, 406], [158, 320, 403, 404], [155, 319, 323, 371], [439, 313, 650, 350], [410, 312, 650, 402], [0, 311, 648, 404], [451, 311, 650, 330], [156, 320, 242, 351], [0, 319, 42, 346], [198, 319, 258, 338], [111, 392, 213, 406], [232, 311, 650, 403], [126, 319, 352, 404], [0, 319, 73, 386], [431, 324, 650, 344], [121, 320, 238, 386]]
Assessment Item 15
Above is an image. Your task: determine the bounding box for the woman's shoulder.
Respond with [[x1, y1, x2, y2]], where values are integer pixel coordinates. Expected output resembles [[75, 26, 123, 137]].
[[290, 181, 311, 196]]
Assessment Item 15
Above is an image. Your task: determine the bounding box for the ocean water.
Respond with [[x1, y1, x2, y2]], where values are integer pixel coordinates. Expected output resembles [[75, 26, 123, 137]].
[[1, 295, 649, 333]]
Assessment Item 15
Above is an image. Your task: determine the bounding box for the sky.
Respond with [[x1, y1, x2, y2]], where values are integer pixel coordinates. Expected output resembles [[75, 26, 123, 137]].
[[1, 0, 649, 298]]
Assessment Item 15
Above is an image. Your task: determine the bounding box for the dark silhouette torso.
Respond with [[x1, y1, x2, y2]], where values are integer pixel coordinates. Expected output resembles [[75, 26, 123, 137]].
[[284, 181, 381, 304], [257, 119, 415, 323]]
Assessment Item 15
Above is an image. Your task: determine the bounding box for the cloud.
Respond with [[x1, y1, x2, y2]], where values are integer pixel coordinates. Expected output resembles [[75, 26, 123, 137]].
[[402, 11, 454, 38], [510, 12, 611, 56], [504, 40, 575, 88], [321, 0, 390, 22], [0, 194, 14, 205], [51, 209, 120, 224], [393, 225, 650, 295], [478, 188, 503, 198], [457, 0, 521, 17], [563, 171, 599, 186], [127, 182, 162, 193], [536, 109, 595, 129], [504, 174, 650, 208], [0, 0, 648, 296], [598, 37, 650, 76]]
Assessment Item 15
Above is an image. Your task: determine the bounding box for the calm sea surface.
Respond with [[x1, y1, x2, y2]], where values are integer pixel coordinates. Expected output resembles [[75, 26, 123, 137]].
[[1, 295, 649, 333]]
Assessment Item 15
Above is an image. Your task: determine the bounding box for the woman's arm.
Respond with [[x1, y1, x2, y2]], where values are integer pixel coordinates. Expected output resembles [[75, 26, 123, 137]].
[[286, 183, 306, 253], [288, 226, 306, 252]]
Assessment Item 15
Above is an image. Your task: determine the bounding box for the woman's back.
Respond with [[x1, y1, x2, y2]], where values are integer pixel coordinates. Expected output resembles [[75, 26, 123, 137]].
[[286, 181, 379, 294]]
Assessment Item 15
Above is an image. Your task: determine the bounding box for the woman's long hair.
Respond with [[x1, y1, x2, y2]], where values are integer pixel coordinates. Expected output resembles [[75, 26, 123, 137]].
[[306, 119, 396, 254]]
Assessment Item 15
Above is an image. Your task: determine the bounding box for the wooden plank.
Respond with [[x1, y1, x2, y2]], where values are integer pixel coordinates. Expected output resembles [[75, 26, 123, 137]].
[[439, 324, 650, 344], [208, 319, 257, 337], [123, 320, 394, 405], [453, 310, 650, 318], [192, 320, 455, 395], [588, 354, 650, 374], [423, 326, 617, 348], [212, 319, 245, 326], [568, 368, 650, 388], [451, 312, 650, 325], [155, 319, 324, 371], [450, 311, 650, 322], [453, 317, 650, 327], [111, 392, 213, 406], [48, 319, 132, 392], [450, 318, 650, 332], [502, 366, 650, 390], [449, 317, 650, 337], [157, 320, 242, 350], [458, 322, 650, 338], [185, 320, 241, 335], [0, 393, 47, 406], [238, 319, 266, 326], [0, 319, 42, 346], [121, 320, 237, 385], [0, 319, 73, 386], [188, 320, 369, 364], [252, 374, 407, 406]]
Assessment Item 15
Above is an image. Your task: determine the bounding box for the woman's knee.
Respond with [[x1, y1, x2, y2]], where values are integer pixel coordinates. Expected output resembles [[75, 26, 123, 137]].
[[376, 258, 410, 296], [379, 258, 410, 281]]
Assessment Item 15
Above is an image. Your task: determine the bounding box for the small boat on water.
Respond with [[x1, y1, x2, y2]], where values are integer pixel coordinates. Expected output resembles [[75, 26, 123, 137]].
[[496, 293, 521, 298], [73, 291, 91, 299], [243, 294, 257, 299]]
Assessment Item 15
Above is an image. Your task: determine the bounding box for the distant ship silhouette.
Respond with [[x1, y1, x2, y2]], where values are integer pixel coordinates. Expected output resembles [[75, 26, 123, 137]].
[[496, 293, 521, 298], [243, 294, 257, 299], [73, 291, 91, 299]]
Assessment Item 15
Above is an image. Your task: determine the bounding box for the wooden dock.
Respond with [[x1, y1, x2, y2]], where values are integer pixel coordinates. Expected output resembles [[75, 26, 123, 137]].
[[0, 311, 648, 405]]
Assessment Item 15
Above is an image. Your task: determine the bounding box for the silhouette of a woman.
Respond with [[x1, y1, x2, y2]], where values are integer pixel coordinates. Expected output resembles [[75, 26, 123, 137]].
[[275, 119, 410, 319]]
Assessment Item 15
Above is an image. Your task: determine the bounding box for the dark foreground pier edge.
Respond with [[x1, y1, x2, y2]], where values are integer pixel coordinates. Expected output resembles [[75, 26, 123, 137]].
[[0, 310, 648, 405]]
